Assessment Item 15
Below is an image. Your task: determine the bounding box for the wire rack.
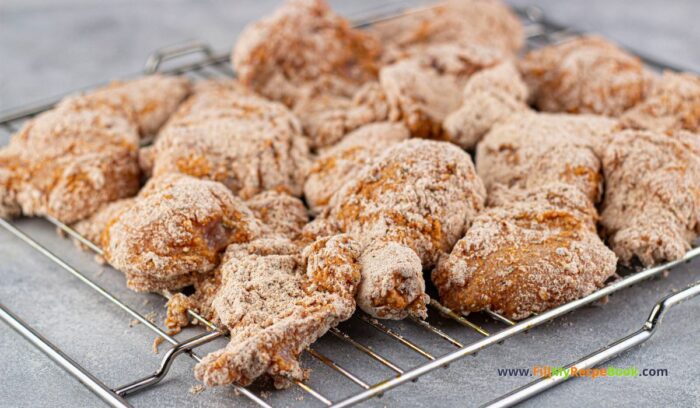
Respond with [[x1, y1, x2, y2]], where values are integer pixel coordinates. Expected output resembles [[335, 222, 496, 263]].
[[1, 4, 699, 408]]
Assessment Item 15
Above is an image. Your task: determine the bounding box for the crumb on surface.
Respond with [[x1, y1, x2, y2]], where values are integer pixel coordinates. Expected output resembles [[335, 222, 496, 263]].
[[189, 384, 205, 395], [153, 336, 164, 354]]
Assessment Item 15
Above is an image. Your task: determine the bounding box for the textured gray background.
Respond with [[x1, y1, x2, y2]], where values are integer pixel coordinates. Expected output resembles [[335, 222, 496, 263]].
[[1, 1, 699, 407]]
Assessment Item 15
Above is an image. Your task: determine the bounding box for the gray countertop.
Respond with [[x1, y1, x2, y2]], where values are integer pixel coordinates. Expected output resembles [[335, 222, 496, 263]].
[[1, 1, 699, 407]]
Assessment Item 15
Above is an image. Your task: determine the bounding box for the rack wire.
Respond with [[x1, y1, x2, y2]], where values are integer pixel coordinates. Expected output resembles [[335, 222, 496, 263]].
[[1, 4, 699, 408]]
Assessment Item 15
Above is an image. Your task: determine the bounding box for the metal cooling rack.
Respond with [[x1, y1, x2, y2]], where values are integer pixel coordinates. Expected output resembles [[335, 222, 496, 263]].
[[1, 4, 700, 408]]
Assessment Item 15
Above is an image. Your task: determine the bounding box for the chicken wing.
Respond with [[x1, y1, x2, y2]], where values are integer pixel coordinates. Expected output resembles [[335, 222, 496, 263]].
[[304, 122, 410, 213], [305, 139, 486, 319], [443, 61, 529, 149], [140, 80, 311, 199], [192, 234, 361, 388], [433, 183, 617, 320], [476, 112, 619, 204], [621, 71, 700, 134], [103, 174, 266, 292], [600, 130, 700, 266], [369, 0, 523, 63], [519, 35, 652, 116]]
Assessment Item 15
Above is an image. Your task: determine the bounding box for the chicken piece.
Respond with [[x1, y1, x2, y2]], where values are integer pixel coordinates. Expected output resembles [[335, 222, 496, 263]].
[[306, 139, 486, 319], [519, 36, 652, 116], [621, 71, 700, 134], [193, 234, 361, 388], [294, 83, 391, 149], [476, 112, 620, 204], [103, 174, 266, 292], [72, 198, 135, 246], [379, 44, 506, 139], [164, 191, 311, 333], [245, 191, 309, 240], [600, 130, 700, 266], [444, 61, 529, 149], [296, 41, 506, 148], [369, 0, 523, 63], [433, 183, 618, 320], [0, 151, 23, 218], [232, 0, 381, 106], [0, 75, 189, 223], [88, 75, 191, 137], [140, 80, 311, 199], [1, 96, 140, 223], [304, 122, 410, 213], [300, 43, 506, 146]]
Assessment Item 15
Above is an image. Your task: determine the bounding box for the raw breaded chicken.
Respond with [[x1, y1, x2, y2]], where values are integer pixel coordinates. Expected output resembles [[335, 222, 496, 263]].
[[600, 130, 700, 265], [140, 80, 311, 199], [304, 139, 486, 319], [303, 122, 410, 213], [476, 112, 619, 204], [434, 183, 617, 320], [621, 71, 700, 134], [519, 35, 652, 116], [103, 174, 266, 292], [0, 75, 189, 223], [443, 61, 529, 149], [192, 235, 361, 388], [301, 43, 508, 146], [369, 0, 524, 63], [245, 191, 309, 240], [232, 0, 381, 106]]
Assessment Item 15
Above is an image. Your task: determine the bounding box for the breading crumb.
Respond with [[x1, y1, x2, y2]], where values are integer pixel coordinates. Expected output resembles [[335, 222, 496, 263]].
[[153, 337, 164, 354], [189, 384, 205, 395], [145, 312, 158, 324]]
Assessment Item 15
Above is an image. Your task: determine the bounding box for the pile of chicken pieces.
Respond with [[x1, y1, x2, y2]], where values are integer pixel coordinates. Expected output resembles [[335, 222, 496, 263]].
[[2, 0, 700, 391]]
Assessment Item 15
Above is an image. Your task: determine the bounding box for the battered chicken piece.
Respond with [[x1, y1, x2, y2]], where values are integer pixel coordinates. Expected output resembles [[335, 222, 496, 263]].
[[103, 174, 266, 292], [72, 198, 135, 246], [301, 43, 507, 146], [0, 96, 140, 223], [232, 0, 381, 106], [433, 183, 618, 320], [141, 80, 311, 199], [245, 191, 309, 240], [294, 82, 391, 149], [88, 75, 191, 137], [621, 71, 700, 134], [370, 0, 524, 63], [600, 130, 700, 266], [0, 151, 23, 218], [379, 44, 507, 139], [476, 112, 620, 204], [162, 190, 312, 334], [304, 122, 410, 213], [305, 139, 486, 319], [443, 61, 529, 149], [0, 75, 189, 223], [519, 36, 652, 116], [193, 234, 362, 388]]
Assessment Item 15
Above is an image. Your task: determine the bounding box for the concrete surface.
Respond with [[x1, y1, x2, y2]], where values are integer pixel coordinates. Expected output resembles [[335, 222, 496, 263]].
[[1, 1, 699, 407]]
